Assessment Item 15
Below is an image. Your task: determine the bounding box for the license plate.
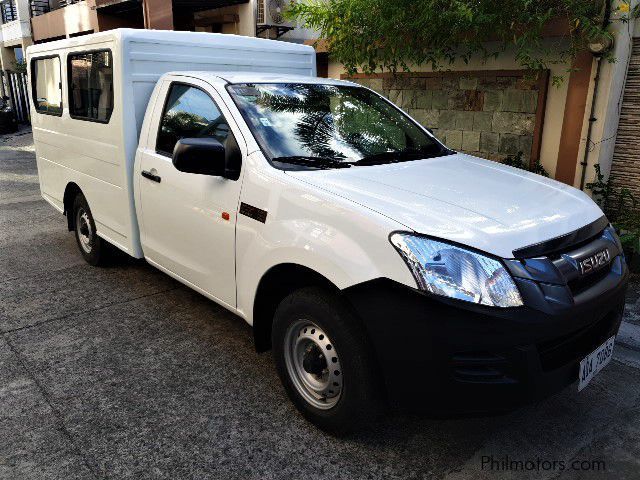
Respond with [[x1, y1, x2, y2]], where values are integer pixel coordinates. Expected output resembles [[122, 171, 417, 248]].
[[578, 336, 615, 392]]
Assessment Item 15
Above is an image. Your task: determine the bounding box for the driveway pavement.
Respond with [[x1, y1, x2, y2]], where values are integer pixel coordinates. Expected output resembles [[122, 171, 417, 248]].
[[2, 128, 640, 479]]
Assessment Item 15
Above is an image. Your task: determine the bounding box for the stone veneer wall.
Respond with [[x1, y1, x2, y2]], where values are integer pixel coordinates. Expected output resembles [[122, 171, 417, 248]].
[[347, 71, 548, 163]]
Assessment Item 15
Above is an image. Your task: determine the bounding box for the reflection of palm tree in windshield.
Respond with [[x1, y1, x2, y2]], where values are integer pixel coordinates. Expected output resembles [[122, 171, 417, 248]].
[[255, 84, 397, 160]]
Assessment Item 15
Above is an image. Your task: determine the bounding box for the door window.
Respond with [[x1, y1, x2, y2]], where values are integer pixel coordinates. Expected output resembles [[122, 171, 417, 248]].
[[156, 83, 230, 155]]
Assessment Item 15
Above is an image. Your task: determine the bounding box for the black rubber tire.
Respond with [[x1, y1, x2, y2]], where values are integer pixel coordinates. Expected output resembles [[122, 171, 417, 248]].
[[72, 192, 110, 266], [272, 287, 385, 435]]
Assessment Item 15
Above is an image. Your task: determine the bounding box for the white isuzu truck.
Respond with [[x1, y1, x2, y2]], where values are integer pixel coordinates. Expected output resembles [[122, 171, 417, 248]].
[[28, 29, 627, 433]]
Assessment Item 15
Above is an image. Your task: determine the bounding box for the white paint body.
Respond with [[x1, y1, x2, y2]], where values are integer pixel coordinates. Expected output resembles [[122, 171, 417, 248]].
[[28, 30, 605, 325], [27, 29, 316, 258]]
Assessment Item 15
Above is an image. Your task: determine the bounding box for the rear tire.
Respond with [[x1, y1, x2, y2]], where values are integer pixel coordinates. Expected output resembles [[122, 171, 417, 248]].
[[72, 193, 110, 266], [272, 287, 384, 434]]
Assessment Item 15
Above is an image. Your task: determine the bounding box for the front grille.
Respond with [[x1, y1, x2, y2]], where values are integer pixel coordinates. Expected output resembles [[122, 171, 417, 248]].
[[537, 310, 619, 371], [546, 230, 605, 262], [452, 352, 518, 384], [567, 264, 612, 296], [513, 225, 624, 305]]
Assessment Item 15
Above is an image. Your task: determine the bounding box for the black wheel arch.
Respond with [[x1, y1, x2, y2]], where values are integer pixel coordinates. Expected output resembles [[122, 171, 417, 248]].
[[252, 263, 340, 352], [63, 182, 83, 231]]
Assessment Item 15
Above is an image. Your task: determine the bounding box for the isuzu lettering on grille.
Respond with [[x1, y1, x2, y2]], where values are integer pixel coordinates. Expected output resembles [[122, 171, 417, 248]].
[[579, 249, 610, 275]]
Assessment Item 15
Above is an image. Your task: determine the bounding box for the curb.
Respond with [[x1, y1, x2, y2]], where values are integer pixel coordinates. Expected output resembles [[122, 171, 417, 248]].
[[617, 321, 640, 352]]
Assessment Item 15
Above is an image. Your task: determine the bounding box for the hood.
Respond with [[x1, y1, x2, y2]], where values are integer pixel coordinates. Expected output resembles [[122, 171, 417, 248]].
[[286, 153, 604, 259]]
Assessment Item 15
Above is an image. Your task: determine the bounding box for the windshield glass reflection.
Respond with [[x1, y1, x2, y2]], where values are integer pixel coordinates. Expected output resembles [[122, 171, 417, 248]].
[[228, 83, 451, 170]]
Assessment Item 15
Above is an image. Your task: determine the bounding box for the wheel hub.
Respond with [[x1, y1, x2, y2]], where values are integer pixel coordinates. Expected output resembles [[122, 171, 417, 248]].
[[283, 320, 343, 410], [302, 343, 327, 376], [76, 208, 93, 254]]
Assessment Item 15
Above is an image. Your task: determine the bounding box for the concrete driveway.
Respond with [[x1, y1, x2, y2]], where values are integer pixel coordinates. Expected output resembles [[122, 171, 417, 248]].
[[2, 128, 640, 479]]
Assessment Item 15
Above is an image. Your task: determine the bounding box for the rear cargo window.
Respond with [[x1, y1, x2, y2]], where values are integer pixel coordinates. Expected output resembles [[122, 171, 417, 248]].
[[31, 56, 62, 116], [68, 50, 113, 123], [156, 83, 230, 155]]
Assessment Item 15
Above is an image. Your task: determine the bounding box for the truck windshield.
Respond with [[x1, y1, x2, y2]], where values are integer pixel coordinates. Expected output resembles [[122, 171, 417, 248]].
[[227, 83, 451, 170]]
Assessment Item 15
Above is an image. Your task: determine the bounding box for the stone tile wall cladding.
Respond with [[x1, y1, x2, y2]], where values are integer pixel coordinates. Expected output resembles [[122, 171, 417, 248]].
[[348, 71, 546, 163]]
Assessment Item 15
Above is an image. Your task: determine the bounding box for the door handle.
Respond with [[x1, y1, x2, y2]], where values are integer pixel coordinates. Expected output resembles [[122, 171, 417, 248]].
[[141, 170, 161, 183]]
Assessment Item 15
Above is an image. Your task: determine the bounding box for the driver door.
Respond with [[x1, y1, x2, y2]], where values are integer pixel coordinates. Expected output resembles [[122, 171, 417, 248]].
[[137, 78, 243, 308]]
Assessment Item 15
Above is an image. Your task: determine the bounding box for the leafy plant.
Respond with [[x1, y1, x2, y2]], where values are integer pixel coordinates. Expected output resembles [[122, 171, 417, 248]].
[[502, 151, 549, 177], [586, 163, 640, 262], [287, 0, 639, 77], [585, 163, 635, 214], [14, 60, 26, 74], [614, 210, 640, 256]]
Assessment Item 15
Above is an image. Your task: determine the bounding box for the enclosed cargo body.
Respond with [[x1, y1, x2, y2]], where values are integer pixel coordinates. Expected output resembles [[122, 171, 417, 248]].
[[27, 29, 316, 256]]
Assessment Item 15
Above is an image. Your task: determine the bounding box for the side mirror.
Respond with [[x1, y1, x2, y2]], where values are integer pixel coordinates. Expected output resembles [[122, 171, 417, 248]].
[[172, 137, 226, 177]]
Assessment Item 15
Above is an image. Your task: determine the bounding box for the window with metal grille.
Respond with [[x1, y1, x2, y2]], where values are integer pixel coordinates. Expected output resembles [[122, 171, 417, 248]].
[[29, 0, 50, 17], [1, 0, 17, 22], [257, 0, 265, 23]]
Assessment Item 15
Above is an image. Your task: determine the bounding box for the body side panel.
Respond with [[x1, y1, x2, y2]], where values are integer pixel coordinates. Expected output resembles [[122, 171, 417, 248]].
[[234, 152, 416, 324]]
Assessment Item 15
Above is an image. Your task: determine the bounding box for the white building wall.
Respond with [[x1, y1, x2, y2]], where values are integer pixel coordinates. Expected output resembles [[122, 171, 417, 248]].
[[0, 0, 32, 50]]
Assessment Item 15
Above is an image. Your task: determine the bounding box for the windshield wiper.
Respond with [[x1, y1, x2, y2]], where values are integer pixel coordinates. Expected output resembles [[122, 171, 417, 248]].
[[353, 147, 454, 166], [271, 155, 352, 169]]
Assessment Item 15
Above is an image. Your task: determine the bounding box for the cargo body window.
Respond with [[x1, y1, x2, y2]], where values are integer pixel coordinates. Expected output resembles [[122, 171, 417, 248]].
[[68, 50, 114, 123], [31, 56, 62, 116], [156, 83, 230, 155]]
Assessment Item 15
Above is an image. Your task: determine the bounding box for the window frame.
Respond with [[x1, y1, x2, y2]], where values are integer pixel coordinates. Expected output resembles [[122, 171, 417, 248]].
[[155, 81, 230, 158], [30, 54, 63, 117], [66, 48, 114, 124]]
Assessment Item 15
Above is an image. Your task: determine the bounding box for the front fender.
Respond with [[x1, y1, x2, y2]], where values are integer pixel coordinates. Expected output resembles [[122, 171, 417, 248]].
[[235, 162, 415, 324]]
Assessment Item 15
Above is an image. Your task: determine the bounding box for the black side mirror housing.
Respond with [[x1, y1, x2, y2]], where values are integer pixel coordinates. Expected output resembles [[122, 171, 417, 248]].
[[172, 137, 227, 177], [172, 136, 242, 180]]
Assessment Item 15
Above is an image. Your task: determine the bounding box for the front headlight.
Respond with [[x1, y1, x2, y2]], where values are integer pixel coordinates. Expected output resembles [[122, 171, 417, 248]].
[[390, 233, 523, 308]]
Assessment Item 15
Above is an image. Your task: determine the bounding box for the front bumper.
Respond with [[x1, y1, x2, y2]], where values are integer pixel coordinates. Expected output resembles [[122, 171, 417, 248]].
[[344, 237, 628, 413]]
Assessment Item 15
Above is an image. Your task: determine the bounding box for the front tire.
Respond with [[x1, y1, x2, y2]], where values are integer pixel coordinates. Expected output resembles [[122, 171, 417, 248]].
[[272, 287, 384, 434], [72, 193, 109, 266]]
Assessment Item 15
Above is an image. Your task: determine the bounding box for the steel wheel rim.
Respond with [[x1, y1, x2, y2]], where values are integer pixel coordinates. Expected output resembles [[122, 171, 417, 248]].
[[76, 208, 93, 254], [283, 319, 343, 410]]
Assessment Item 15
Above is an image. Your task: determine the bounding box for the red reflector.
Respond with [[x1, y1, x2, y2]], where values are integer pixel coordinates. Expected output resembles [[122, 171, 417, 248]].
[[222, 212, 230, 221]]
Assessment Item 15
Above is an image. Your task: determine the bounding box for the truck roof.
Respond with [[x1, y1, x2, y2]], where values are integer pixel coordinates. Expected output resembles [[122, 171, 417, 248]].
[[26, 28, 314, 57], [166, 71, 356, 87]]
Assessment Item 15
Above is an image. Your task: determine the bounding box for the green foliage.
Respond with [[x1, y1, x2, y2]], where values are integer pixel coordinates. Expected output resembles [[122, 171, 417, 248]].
[[502, 151, 549, 177], [585, 163, 635, 212], [615, 210, 640, 255], [287, 0, 638, 76], [586, 163, 640, 257], [14, 60, 26, 74]]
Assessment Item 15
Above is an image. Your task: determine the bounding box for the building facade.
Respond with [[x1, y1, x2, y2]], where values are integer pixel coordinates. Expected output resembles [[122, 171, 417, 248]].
[[318, 3, 640, 193], [0, 0, 34, 71], [25, 0, 315, 44], [3, 0, 639, 196]]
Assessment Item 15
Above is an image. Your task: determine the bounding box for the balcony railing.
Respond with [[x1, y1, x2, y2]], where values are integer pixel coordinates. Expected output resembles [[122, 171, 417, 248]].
[[30, 0, 50, 17], [0, 0, 17, 23], [30, 0, 84, 17]]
